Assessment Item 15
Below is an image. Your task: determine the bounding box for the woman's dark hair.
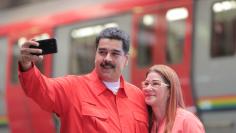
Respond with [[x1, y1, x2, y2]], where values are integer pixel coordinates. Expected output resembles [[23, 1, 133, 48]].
[[147, 105, 153, 133]]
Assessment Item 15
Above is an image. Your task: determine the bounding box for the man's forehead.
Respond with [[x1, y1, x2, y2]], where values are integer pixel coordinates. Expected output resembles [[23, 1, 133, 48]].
[[98, 39, 123, 51], [99, 38, 122, 42], [99, 38, 122, 46]]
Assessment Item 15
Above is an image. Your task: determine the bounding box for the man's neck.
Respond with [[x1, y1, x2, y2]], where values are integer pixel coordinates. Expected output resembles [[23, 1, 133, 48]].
[[103, 79, 120, 95]]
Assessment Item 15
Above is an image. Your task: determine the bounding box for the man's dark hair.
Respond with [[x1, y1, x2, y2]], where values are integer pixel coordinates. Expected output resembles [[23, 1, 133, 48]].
[[96, 27, 130, 54]]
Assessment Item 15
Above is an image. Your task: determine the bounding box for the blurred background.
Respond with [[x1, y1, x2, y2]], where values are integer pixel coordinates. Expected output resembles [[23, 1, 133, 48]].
[[0, 0, 236, 133]]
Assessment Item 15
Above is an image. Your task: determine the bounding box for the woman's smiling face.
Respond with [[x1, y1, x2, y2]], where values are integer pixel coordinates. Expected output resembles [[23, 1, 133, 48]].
[[142, 72, 170, 107]]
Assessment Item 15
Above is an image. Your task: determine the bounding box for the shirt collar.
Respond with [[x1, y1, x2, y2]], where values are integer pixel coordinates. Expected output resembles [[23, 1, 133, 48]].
[[87, 69, 128, 97]]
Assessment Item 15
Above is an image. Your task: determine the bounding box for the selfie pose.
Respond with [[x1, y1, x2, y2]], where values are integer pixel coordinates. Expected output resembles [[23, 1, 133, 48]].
[[142, 65, 205, 133], [18, 27, 148, 133]]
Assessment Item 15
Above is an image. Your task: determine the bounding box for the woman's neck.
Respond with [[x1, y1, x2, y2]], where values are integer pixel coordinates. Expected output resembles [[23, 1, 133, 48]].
[[152, 102, 167, 123]]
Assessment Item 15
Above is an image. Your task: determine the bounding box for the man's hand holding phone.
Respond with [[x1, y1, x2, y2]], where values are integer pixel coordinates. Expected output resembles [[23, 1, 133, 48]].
[[19, 38, 57, 71]]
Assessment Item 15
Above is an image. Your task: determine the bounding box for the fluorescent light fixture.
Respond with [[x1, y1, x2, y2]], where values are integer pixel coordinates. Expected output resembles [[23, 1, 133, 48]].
[[143, 15, 155, 26], [18, 37, 27, 48], [166, 7, 188, 21], [213, 0, 236, 12], [71, 23, 118, 38]]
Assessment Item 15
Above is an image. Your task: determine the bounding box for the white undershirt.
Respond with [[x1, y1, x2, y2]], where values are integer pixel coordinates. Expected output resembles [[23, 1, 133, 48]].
[[103, 80, 120, 95]]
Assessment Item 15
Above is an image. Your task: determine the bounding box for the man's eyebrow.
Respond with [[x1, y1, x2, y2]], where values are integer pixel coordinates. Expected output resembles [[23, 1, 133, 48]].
[[98, 48, 107, 51], [112, 49, 122, 53], [98, 48, 122, 53]]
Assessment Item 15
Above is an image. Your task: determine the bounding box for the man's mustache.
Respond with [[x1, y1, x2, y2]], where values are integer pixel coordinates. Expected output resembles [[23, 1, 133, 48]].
[[100, 61, 115, 69]]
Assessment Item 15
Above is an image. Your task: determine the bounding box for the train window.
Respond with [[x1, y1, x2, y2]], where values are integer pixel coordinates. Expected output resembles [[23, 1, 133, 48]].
[[69, 35, 96, 75], [137, 14, 156, 67], [10, 45, 20, 84], [70, 23, 118, 74], [0, 37, 9, 131], [11, 41, 44, 84], [211, 0, 236, 57], [166, 7, 188, 64]]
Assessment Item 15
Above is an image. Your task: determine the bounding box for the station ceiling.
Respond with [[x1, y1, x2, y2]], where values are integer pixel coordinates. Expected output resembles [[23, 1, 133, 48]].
[[0, 0, 54, 10]]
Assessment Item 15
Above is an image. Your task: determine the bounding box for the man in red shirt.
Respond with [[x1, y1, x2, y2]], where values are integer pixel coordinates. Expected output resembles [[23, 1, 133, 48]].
[[18, 27, 148, 133]]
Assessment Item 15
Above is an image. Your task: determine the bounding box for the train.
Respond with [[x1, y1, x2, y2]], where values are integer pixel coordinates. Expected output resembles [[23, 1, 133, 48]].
[[0, 0, 236, 132]]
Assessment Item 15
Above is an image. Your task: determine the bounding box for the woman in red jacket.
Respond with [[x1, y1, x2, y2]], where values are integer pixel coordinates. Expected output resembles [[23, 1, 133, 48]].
[[142, 65, 205, 133]]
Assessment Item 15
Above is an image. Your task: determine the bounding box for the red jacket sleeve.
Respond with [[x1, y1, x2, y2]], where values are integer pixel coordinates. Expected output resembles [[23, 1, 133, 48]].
[[18, 64, 74, 116]]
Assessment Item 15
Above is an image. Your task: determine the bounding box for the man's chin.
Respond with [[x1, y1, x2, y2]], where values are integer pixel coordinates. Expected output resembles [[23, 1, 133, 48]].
[[101, 68, 113, 73], [100, 73, 113, 81]]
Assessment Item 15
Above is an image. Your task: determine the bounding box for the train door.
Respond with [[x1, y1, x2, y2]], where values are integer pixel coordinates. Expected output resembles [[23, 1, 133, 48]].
[[6, 27, 56, 133], [193, 0, 236, 132], [0, 36, 9, 133], [132, 1, 194, 109], [53, 14, 132, 79]]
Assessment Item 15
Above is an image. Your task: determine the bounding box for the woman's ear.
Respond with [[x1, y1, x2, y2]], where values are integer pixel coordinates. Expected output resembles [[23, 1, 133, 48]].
[[167, 89, 170, 98]]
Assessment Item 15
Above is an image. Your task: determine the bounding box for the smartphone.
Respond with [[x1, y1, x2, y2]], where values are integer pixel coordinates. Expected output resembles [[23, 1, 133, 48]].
[[30, 38, 58, 55]]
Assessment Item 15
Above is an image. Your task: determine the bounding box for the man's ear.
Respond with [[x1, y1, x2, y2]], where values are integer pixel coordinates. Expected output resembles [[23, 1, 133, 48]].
[[125, 54, 129, 66]]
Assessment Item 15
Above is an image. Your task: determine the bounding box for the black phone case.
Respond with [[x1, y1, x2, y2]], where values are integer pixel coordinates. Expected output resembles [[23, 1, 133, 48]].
[[30, 38, 58, 55]]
